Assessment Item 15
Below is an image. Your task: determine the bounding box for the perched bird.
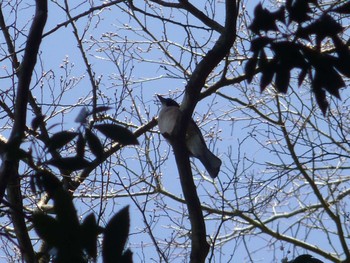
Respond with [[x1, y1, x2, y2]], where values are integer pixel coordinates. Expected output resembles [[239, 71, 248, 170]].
[[157, 95, 222, 178], [287, 254, 323, 263]]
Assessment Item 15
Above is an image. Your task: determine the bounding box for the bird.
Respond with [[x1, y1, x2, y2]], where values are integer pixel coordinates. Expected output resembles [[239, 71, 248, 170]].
[[287, 254, 323, 263], [157, 94, 222, 178]]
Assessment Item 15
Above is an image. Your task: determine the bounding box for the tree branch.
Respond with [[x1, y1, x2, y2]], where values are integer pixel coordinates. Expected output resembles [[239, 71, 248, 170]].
[[181, 0, 239, 119], [150, 0, 224, 33], [170, 138, 209, 263], [178, 0, 224, 33], [276, 97, 350, 259], [0, 0, 48, 202], [168, 1, 239, 262], [0, 1, 48, 262]]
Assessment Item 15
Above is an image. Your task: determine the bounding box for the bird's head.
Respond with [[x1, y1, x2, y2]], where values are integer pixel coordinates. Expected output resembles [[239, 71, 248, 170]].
[[289, 254, 323, 263], [157, 95, 180, 107]]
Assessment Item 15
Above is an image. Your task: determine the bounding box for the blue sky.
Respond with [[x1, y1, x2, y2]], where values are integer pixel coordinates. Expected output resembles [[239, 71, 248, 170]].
[[0, 1, 349, 262]]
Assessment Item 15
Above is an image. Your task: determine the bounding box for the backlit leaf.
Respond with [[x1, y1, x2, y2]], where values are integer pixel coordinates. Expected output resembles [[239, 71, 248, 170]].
[[81, 213, 100, 259], [249, 3, 283, 33], [275, 67, 290, 93], [32, 212, 61, 247], [76, 133, 85, 158], [94, 124, 139, 146], [313, 78, 329, 116], [47, 131, 79, 151], [245, 56, 258, 83], [85, 128, 104, 159], [46, 157, 91, 171], [92, 106, 111, 115], [31, 114, 45, 132], [298, 67, 308, 87], [103, 206, 130, 263], [260, 62, 275, 92], [332, 2, 350, 14], [120, 249, 133, 263]]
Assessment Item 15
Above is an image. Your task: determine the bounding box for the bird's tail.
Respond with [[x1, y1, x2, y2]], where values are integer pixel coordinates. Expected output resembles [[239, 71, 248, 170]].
[[199, 149, 222, 178]]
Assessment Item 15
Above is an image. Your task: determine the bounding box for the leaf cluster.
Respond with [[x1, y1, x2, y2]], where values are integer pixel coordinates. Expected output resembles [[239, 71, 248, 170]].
[[32, 171, 132, 263], [42, 107, 138, 172], [246, 0, 350, 115]]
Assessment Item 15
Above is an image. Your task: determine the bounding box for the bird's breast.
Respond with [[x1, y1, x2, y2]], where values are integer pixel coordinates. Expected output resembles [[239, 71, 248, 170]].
[[158, 106, 182, 136]]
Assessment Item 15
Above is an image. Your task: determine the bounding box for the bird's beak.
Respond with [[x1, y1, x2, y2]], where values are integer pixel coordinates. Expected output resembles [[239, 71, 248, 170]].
[[157, 94, 166, 104]]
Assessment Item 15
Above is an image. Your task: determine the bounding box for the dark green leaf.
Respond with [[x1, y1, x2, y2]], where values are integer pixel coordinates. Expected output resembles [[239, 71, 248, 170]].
[[313, 83, 329, 116], [35, 170, 62, 196], [94, 124, 139, 146], [333, 35, 350, 58], [271, 42, 306, 69], [334, 58, 350, 78], [286, 0, 312, 23], [275, 66, 290, 93], [36, 171, 80, 232], [45, 201, 79, 243], [33, 211, 84, 262], [274, 6, 285, 23], [32, 212, 61, 247], [297, 14, 343, 43], [249, 4, 283, 33], [46, 157, 91, 171], [47, 131, 79, 151], [85, 128, 104, 159], [250, 37, 271, 53], [258, 50, 267, 68], [31, 114, 45, 132], [76, 133, 85, 159], [103, 206, 130, 263], [120, 249, 133, 263], [298, 67, 308, 87], [260, 62, 275, 92], [303, 49, 344, 99], [332, 1, 350, 14], [7, 148, 28, 161], [321, 14, 344, 36], [332, 36, 350, 78], [314, 62, 344, 99], [75, 107, 89, 124], [35, 172, 84, 262], [245, 56, 258, 83], [92, 106, 111, 115], [30, 173, 37, 195], [81, 213, 100, 260]]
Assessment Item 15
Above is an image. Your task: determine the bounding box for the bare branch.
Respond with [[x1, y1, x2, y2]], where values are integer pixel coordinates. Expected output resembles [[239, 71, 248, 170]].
[[0, 1, 48, 261], [151, 0, 224, 33]]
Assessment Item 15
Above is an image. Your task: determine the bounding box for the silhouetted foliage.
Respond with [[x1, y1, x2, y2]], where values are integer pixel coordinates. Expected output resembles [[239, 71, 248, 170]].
[[246, 0, 350, 115], [46, 131, 79, 152], [94, 124, 139, 146], [33, 171, 132, 262], [2, 1, 350, 262], [43, 107, 138, 172], [103, 206, 132, 263], [85, 128, 105, 160], [33, 171, 86, 262], [30, 107, 136, 261]]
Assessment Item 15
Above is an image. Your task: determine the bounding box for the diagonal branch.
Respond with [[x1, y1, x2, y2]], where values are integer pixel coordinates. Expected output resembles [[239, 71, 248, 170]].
[[150, 0, 224, 33], [180, 0, 239, 120]]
